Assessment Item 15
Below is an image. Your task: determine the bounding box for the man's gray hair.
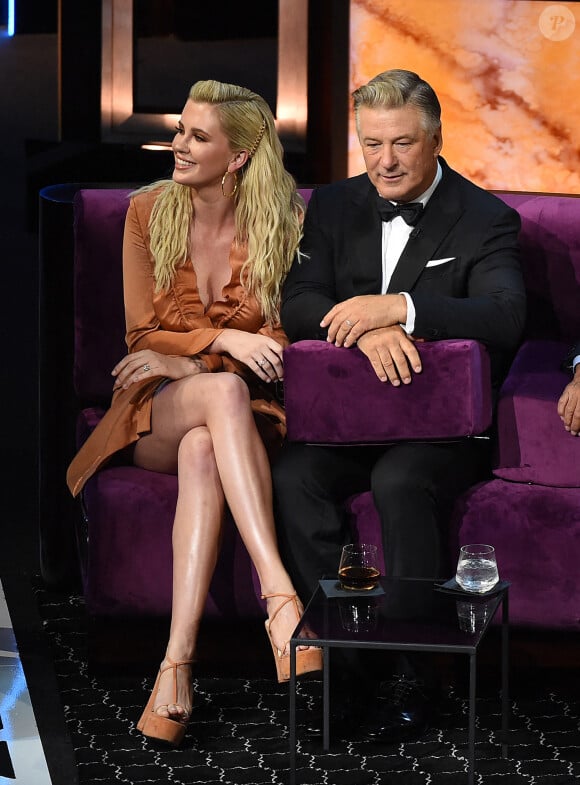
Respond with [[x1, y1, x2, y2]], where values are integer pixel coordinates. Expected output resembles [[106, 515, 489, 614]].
[[352, 69, 441, 134]]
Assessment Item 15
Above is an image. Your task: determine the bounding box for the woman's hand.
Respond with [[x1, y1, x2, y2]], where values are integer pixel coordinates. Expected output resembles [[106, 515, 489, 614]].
[[112, 350, 206, 391], [208, 329, 285, 382]]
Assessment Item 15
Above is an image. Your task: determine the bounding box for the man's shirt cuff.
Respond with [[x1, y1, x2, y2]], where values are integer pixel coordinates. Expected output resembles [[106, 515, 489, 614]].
[[400, 292, 415, 334]]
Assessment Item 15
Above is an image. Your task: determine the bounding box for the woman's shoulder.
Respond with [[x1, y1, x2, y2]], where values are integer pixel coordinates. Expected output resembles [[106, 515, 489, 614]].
[[130, 181, 171, 210], [125, 183, 170, 229]]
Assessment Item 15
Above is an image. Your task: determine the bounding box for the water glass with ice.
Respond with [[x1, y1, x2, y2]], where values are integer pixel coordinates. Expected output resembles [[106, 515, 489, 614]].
[[455, 544, 499, 593]]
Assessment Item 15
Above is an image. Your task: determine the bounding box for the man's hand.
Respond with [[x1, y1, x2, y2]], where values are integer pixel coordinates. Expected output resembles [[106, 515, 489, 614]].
[[356, 326, 422, 384], [557, 371, 580, 436], [321, 294, 407, 347]]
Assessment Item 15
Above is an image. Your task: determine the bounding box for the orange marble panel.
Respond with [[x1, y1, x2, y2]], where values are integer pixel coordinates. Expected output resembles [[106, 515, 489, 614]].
[[349, 0, 580, 194]]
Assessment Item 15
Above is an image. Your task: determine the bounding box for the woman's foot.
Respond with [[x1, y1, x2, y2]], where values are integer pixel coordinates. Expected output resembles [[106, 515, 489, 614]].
[[136, 656, 193, 745], [262, 592, 323, 682], [152, 657, 193, 721], [264, 592, 305, 655]]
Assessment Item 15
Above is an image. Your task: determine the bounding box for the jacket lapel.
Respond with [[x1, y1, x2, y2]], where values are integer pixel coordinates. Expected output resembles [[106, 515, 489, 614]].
[[347, 177, 383, 295], [387, 162, 463, 293]]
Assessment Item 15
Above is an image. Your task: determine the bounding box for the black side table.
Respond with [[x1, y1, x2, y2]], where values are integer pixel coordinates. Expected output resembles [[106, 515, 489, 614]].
[[289, 577, 509, 785]]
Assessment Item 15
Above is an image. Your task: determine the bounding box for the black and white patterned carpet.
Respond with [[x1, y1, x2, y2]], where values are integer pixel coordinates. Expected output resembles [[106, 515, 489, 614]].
[[36, 588, 580, 785]]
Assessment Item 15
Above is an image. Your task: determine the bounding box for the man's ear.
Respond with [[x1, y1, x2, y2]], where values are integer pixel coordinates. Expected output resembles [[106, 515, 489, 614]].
[[433, 129, 443, 157]]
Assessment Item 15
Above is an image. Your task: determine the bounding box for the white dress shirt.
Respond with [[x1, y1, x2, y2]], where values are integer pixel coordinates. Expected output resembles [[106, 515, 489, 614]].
[[380, 161, 442, 333]]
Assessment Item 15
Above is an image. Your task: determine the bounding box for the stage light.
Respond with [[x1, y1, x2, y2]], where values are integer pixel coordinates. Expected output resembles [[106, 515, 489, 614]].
[[8, 0, 14, 36]]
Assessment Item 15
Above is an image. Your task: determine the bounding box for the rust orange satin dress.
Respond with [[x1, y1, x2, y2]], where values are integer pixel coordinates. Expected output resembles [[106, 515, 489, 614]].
[[66, 188, 288, 497]]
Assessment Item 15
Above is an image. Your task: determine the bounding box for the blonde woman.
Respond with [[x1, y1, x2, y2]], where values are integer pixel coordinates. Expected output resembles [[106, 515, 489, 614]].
[[67, 80, 321, 746]]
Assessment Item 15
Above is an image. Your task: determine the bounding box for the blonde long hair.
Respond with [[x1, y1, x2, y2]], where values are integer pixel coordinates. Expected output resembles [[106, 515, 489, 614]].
[[133, 80, 304, 325]]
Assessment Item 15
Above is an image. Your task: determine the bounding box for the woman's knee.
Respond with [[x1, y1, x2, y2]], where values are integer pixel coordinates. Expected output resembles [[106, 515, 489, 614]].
[[206, 373, 250, 408], [178, 427, 216, 473], [176, 371, 251, 410]]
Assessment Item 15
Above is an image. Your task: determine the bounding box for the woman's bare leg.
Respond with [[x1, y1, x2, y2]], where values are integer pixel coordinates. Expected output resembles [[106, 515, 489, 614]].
[[136, 425, 224, 719], [180, 375, 311, 648], [134, 373, 312, 679]]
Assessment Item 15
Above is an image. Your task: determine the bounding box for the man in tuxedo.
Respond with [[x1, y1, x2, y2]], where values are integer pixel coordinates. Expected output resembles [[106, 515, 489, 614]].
[[558, 342, 580, 436], [272, 69, 526, 738]]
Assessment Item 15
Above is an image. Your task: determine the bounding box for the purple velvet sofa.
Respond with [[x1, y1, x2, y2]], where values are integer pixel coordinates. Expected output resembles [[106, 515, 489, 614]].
[[55, 187, 579, 635]]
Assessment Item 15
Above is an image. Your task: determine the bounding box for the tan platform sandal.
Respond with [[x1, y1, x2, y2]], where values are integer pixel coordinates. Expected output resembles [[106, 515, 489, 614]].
[[262, 592, 323, 683], [136, 656, 193, 746]]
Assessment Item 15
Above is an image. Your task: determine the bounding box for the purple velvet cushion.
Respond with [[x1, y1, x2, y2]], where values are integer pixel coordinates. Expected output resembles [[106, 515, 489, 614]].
[[73, 189, 132, 402], [82, 467, 175, 616], [497, 193, 580, 342], [351, 480, 580, 631], [82, 465, 264, 619], [284, 339, 492, 443], [76, 408, 265, 619], [449, 479, 580, 631], [493, 339, 580, 488]]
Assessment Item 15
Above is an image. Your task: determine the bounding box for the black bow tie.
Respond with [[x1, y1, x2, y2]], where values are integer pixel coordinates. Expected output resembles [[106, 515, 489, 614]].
[[376, 195, 424, 226]]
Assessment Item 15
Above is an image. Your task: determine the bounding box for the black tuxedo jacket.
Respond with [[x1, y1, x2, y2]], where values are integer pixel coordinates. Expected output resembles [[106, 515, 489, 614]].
[[282, 158, 527, 393]]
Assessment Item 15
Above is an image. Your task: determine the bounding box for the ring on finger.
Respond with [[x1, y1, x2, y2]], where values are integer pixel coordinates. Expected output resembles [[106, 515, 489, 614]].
[[142, 363, 151, 372], [344, 319, 353, 327], [257, 358, 266, 367]]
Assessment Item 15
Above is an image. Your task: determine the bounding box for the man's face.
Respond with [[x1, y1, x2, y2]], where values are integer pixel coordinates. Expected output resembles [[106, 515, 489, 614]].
[[358, 104, 442, 203]]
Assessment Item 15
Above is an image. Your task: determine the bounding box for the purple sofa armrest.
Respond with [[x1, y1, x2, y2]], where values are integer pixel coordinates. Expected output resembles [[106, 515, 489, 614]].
[[284, 339, 492, 443], [493, 339, 580, 487], [73, 189, 132, 402]]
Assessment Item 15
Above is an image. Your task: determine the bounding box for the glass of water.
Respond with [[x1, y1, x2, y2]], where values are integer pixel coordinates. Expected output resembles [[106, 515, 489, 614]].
[[455, 544, 499, 593]]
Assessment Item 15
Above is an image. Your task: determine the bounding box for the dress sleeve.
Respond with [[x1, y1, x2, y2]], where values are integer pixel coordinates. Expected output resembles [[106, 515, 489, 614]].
[[257, 322, 290, 347]]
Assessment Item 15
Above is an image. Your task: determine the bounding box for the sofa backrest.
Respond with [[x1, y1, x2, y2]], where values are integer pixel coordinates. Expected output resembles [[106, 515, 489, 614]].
[[496, 192, 580, 343], [72, 187, 580, 405], [73, 188, 132, 404], [72, 187, 314, 405]]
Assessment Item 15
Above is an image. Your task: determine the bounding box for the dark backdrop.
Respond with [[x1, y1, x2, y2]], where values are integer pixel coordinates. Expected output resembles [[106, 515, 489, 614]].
[[0, 0, 349, 581]]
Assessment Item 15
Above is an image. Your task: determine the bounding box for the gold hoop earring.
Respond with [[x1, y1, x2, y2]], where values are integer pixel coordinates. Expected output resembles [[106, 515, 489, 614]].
[[221, 170, 238, 199]]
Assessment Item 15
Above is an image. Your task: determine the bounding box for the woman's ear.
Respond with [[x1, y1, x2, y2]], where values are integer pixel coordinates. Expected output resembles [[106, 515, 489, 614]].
[[229, 149, 249, 172]]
